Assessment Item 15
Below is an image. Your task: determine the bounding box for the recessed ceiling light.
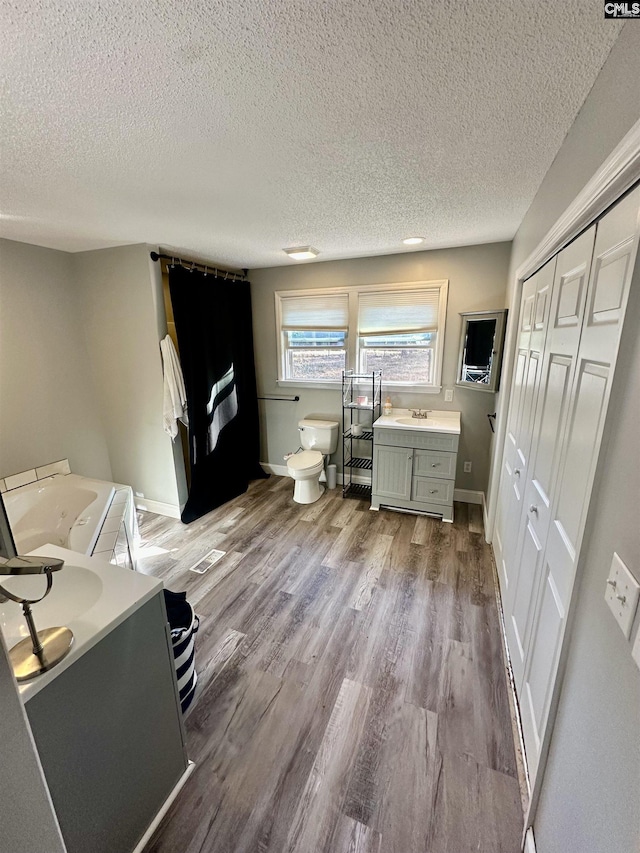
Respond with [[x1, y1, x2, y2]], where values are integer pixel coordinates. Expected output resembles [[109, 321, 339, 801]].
[[402, 237, 425, 245], [283, 246, 319, 260]]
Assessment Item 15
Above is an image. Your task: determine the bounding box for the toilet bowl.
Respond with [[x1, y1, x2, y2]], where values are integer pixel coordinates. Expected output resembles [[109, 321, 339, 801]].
[[287, 418, 339, 504], [287, 450, 326, 504]]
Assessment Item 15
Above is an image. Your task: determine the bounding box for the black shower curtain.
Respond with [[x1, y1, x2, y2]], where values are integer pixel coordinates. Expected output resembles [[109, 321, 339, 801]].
[[169, 265, 267, 523]]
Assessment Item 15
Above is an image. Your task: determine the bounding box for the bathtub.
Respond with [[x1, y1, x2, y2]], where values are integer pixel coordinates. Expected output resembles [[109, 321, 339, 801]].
[[4, 474, 115, 555]]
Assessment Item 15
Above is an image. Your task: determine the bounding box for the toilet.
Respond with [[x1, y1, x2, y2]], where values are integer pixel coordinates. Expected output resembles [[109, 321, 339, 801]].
[[287, 418, 339, 504]]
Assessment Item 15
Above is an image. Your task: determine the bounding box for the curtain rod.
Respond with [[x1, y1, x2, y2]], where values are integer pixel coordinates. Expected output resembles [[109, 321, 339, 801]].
[[150, 251, 248, 281]]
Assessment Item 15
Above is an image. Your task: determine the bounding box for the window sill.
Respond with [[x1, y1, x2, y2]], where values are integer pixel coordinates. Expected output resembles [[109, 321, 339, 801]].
[[277, 379, 341, 391], [277, 379, 442, 395]]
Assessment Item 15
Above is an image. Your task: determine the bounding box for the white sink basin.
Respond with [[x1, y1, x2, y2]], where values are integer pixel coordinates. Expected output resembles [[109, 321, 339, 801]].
[[0, 565, 103, 647], [395, 417, 438, 428], [373, 408, 461, 435], [0, 545, 162, 701]]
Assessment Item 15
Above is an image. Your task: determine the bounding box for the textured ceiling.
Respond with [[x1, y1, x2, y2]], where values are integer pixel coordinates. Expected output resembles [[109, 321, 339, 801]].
[[0, 1, 622, 268]]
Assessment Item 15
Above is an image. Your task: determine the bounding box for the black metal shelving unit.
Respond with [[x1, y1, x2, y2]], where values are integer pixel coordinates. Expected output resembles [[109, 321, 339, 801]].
[[341, 370, 382, 499]]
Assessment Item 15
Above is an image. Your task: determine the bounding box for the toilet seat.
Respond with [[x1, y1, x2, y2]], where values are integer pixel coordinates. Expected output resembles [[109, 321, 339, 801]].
[[287, 450, 323, 472]]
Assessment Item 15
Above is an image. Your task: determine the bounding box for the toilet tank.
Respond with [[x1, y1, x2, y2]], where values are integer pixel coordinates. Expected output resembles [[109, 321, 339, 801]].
[[298, 419, 339, 454]]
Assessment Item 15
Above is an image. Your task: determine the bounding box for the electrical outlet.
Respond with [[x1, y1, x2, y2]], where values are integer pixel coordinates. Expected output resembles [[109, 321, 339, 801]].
[[605, 552, 640, 639], [444, 388, 454, 402], [463, 461, 472, 473]]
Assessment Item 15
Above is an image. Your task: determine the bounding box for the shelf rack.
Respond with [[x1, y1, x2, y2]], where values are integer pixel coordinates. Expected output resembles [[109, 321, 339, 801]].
[[341, 370, 382, 499]]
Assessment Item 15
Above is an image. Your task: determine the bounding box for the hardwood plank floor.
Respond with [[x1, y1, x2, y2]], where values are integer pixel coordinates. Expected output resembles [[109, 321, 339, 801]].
[[141, 478, 523, 853]]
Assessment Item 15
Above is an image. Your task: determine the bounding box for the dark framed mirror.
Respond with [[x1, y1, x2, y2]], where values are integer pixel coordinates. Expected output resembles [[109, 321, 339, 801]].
[[456, 310, 507, 393]]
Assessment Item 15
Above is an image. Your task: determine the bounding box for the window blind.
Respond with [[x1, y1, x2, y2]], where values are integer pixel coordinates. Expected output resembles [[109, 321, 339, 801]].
[[280, 293, 349, 331], [358, 289, 440, 337]]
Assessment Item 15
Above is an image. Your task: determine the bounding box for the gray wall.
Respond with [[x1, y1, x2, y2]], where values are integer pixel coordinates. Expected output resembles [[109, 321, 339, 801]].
[[0, 239, 112, 481], [0, 634, 67, 853], [250, 241, 511, 494], [74, 245, 183, 508], [494, 24, 640, 853]]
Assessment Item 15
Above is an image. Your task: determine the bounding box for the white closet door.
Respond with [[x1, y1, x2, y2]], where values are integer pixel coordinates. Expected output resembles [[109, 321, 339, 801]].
[[506, 226, 595, 687], [494, 260, 554, 597], [519, 186, 640, 783]]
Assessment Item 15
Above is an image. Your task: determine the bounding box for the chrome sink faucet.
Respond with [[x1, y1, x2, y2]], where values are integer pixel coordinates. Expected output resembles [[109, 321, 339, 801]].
[[409, 408, 430, 419]]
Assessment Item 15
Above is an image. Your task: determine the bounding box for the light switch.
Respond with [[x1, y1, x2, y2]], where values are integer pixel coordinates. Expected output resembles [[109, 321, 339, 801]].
[[605, 552, 640, 639], [444, 389, 454, 402]]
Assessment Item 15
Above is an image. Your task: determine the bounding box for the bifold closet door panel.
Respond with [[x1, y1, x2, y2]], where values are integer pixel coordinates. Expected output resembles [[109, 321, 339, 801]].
[[494, 259, 554, 598], [519, 185, 640, 784], [505, 225, 596, 688]]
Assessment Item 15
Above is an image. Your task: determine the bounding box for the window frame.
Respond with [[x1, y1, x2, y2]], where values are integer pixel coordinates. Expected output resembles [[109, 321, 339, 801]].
[[282, 329, 348, 383], [275, 280, 448, 393]]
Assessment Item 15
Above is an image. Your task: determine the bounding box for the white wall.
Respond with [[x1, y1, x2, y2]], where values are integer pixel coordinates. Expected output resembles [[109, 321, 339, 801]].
[[0, 239, 111, 481], [250, 241, 510, 494], [74, 245, 184, 508], [490, 23, 640, 853], [0, 634, 66, 853]]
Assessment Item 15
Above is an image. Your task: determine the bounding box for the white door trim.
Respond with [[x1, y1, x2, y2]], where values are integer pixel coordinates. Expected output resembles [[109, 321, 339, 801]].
[[485, 117, 640, 835], [486, 116, 640, 541]]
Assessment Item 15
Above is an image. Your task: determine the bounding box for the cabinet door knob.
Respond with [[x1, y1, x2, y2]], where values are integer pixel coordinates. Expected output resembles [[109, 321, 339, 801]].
[[429, 489, 437, 494], [514, 469, 521, 476], [529, 504, 538, 515], [431, 463, 439, 467]]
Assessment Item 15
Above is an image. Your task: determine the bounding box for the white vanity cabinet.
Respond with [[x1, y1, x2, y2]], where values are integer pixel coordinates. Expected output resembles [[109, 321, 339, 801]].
[[371, 413, 460, 522]]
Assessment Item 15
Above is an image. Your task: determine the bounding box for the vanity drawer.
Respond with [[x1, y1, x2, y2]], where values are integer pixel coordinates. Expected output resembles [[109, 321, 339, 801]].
[[413, 449, 456, 479], [374, 427, 459, 453], [411, 476, 455, 506]]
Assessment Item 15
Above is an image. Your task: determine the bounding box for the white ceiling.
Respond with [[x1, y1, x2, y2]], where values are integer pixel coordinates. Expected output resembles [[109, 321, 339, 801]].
[[0, 2, 622, 268]]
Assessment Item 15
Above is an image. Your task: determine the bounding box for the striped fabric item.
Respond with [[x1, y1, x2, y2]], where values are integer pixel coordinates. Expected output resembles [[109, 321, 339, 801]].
[[170, 605, 199, 713], [164, 588, 200, 714]]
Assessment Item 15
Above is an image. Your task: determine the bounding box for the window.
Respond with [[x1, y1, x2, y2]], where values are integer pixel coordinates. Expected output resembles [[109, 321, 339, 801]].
[[357, 289, 441, 383], [278, 292, 348, 382], [275, 281, 447, 391]]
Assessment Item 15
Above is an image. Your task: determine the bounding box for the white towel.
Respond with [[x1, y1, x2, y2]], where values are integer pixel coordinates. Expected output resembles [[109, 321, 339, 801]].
[[160, 335, 189, 439]]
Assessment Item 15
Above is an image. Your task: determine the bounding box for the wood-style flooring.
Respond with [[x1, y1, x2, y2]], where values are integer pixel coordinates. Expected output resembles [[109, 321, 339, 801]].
[[140, 476, 523, 853]]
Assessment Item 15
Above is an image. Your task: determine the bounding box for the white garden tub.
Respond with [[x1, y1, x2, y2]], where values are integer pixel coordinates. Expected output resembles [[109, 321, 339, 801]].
[[4, 474, 115, 555]]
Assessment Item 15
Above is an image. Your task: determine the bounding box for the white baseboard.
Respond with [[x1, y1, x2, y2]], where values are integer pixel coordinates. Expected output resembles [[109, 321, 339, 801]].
[[524, 827, 537, 853], [453, 488, 484, 505], [261, 462, 290, 477], [482, 493, 491, 543], [131, 760, 195, 853], [134, 498, 181, 519]]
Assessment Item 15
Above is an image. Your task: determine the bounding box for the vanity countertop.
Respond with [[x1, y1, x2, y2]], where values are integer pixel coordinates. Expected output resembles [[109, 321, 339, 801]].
[[1, 545, 162, 702], [373, 408, 461, 435]]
